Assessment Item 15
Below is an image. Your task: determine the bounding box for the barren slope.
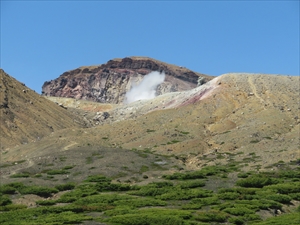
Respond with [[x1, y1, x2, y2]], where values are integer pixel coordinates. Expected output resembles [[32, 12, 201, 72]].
[[0, 69, 86, 150], [3, 73, 299, 173]]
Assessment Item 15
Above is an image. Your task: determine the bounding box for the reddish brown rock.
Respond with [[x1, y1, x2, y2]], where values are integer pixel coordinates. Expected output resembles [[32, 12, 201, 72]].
[[42, 57, 213, 103]]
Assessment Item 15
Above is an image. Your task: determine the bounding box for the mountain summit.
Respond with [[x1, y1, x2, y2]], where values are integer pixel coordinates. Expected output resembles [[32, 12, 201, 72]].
[[42, 57, 212, 104]]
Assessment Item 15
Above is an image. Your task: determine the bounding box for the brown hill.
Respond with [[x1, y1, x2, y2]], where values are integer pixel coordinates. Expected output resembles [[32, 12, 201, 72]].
[[0, 69, 86, 150], [42, 56, 213, 104], [4, 73, 299, 173]]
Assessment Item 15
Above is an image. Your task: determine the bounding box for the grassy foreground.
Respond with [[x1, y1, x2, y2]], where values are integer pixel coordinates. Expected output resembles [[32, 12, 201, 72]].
[[1, 158, 300, 225]]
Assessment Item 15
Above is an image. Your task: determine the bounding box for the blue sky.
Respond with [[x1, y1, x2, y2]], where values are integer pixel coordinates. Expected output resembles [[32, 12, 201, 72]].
[[1, 1, 299, 93]]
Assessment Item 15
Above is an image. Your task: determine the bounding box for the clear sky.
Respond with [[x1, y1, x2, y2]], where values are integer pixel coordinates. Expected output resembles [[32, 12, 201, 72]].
[[1, 1, 299, 93]]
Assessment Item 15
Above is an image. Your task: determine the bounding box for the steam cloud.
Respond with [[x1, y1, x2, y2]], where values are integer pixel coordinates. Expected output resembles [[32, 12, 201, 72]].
[[124, 71, 165, 104]]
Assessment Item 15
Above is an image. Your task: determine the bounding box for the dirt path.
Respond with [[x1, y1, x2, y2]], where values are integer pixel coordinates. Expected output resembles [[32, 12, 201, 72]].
[[63, 141, 78, 151], [0, 158, 34, 179], [248, 76, 266, 109]]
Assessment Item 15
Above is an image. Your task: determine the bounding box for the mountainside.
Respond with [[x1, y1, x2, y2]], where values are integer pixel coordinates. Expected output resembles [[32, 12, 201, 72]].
[[5, 73, 299, 171], [0, 69, 86, 150], [1, 69, 300, 225], [42, 57, 212, 104]]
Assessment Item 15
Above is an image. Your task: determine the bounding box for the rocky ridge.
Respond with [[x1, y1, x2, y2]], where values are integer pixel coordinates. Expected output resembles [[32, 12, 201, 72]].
[[42, 57, 212, 104]]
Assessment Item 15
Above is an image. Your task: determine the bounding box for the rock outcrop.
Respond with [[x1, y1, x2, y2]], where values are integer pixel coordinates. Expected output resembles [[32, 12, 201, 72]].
[[42, 57, 212, 104]]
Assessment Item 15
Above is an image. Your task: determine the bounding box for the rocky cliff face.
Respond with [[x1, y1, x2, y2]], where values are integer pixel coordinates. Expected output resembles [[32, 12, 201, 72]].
[[42, 57, 212, 104]]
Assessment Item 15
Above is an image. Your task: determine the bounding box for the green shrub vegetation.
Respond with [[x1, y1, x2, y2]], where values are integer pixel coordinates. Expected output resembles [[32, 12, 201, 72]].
[[254, 212, 300, 225], [20, 186, 59, 197], [0, 194, 12, 206], [55, 182, 76, 191], [0, 208, 92, 225], [46, 169, 70, 175], [9, 172, 30, 178], [0, 185, 17, 194], [62, 165, 75, 170], [0, 161, 299, 224], [36, 199, 57, 206], [146, 129, 155, 133], [236, 174, 279, 188], [0, 204, 27, 211], [195, 210, 229, 222]]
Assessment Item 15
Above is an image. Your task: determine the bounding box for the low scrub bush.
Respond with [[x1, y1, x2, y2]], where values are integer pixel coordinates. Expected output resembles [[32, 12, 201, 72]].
[[96, 182, 132, 192], [128, 182, 173, 197], [195, 210, 229, 222], [46, 169, 69, 175], [192, 196, 220, 205], [56, 193, 78, 203], [238, 199, 282, 210], [150, 181, 174, 188], [213, 202, 260, 213], [278, 170, 300, 179], [178, 180, 205, 189], [159, 188, 212, 200], [264, 182, 300, 194], [63, 165, 75, 170], [2, 183, 59, 198], [181, 203, 203, 210], [55, 182, 76, 191], [163, 170, 206, 180], [288, 192, 300, 201], [223, 207, 255, 216], [36, 200, 56, 206], [182, 196, 220, 209], [218, 187, 258, 195], [236, 175, 279, 188], [84, 175, 111, 183], [76, 193, 132, 205], [106, 214, 188, 225], [237, 172, 251, 178], [265, 194, 292, 204], [218, 192, 241, 200], [228, 216, 245, 225], [0, 185, 16, 194], [57, 185, 98, 203], [105, 208, 193, 225], [0, 208, 92, 225], [0, 194, 12, 206], [2, 182, 25, 190], [104, 206, 134, 217], [243, 213, 262, 222], [129, 186, 171, 197], [0, 204, 27, 211], [146, 129, 155, 133], [9, 173, 30, 178], [253, 211, 300, 225], [114, 198, 167, 208], [20, 186, 59, 198]]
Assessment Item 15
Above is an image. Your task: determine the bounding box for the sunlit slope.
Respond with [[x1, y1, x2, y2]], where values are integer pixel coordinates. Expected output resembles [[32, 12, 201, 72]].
[[0, 69, 85, 150], [3, 73, 299, 171]]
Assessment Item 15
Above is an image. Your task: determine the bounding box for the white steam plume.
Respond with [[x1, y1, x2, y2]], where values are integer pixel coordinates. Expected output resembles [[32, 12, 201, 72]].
[[124, 71, 165, 104]]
